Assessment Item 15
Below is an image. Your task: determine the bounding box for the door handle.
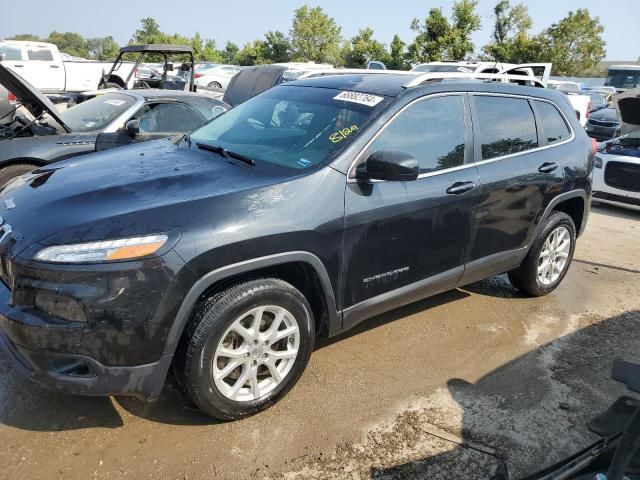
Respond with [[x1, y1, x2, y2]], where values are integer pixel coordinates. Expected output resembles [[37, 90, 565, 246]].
[[446, 181, 476, 195], [13, 64, 24, 67], [50, 65, 60, 68], [538, 162, 558, 173]]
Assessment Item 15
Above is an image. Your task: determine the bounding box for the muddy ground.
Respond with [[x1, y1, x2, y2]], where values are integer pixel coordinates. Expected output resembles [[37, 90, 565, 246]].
[[1, 204, 639, 480]]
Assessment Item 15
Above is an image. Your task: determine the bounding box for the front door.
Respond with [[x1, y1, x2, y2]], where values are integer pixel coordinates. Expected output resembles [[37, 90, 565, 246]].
[[342, 94, 480, 329]]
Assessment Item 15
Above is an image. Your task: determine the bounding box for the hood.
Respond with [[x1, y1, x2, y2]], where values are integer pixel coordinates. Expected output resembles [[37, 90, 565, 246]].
[[0, 64, 71, 133], [614, 87, 640, 135], [222, 65, 287, 107], [0, 139, 286, 252]]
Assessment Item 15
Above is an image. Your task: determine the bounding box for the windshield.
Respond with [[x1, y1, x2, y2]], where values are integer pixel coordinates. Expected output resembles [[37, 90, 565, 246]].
[[605, 69, 640, 90], [190, 85, 388, 173], [56, 93, 136, 132]]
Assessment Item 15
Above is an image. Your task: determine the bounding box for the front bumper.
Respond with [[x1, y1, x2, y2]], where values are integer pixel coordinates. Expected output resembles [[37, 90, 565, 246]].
[[0, 328, 172, 400], [0, 248, 194, 400]]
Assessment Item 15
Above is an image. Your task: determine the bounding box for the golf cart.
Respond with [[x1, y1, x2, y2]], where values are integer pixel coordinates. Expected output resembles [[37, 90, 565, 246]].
[[99, 44, 196, 93]]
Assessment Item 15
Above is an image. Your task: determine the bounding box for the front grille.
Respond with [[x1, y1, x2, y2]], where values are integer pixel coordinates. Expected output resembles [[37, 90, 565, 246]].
[[588, 118, 618, 128], [593, 191, 640, 206], [604, 161, 640, 193]]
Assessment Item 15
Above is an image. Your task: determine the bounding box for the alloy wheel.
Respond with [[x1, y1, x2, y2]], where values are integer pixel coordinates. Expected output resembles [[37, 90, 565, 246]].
[[537, 226, 571, 286]]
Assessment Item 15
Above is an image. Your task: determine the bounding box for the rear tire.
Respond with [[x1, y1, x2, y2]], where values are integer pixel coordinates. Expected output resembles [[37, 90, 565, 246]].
[[174, 278, 314, 420], [0, 163, 39, 188], [207, 81, 222, 89], [508, 211, 576, 297]]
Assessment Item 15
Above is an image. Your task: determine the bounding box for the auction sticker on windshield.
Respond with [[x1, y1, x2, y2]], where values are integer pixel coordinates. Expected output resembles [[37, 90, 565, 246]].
[[333, 91, 384, 107]]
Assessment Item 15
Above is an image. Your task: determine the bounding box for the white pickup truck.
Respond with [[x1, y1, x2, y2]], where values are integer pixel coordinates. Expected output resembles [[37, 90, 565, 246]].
[[0, 40, 135, 93]]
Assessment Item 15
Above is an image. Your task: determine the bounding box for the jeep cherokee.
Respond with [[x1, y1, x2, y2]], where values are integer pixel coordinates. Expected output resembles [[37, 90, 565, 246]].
[[0, 73, 594, 419]]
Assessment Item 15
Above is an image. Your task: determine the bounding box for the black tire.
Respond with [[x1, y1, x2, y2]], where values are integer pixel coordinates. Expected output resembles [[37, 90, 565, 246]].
[[174, 278, 314, 420], [0, 163, 39, 188], [508, 211, 576, 297], [207, 81, 222, 89]]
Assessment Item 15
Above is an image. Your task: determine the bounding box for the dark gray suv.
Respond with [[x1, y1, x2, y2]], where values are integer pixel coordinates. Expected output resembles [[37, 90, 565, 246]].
[[0, 73, 594, 420]]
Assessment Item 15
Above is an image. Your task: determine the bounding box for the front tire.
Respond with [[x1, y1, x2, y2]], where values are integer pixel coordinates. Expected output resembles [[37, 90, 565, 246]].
[[508, 211, 576, 296], [207, 81, 222, 89], [175, 278, 314, 420]]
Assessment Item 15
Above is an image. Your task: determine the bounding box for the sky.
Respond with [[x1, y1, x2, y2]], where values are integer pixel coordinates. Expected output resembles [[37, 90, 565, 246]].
[[1, 0, 638, 61]]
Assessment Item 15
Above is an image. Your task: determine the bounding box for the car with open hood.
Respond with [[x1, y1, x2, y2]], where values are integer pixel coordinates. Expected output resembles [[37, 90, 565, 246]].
[[0, 64, 229, 186], [593, 88, 640, 211], [0, 72, 593, 420]]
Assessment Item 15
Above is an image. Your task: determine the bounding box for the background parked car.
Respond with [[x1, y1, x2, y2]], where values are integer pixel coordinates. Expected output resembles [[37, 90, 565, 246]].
[[0, 64, 228, 186], [194, 64, 242, 89], [593, 88, 640, 211], [586, 105, 621, 141]]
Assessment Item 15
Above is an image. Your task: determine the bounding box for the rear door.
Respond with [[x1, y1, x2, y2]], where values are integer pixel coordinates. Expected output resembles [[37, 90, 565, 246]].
[[342, 93, 480, 328], [462, 93, 567, 283], [23, 44, 64, 92]]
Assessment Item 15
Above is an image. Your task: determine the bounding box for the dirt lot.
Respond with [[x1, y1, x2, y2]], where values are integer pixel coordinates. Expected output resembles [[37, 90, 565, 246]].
[[1, 204, 639, 480]]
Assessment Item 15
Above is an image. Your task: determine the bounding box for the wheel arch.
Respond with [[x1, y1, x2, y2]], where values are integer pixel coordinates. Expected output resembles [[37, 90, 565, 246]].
[[106, 75, 126, 88], [162, 252, 339, 357], [0, 157, 47, 169], [536, 190, 588, 240]]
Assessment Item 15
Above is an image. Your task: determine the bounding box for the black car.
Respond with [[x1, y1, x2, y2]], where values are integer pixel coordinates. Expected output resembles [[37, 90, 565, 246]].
[[586, 105, 621, 141], [0, 64, 228, 185], [0, 74, 593, 420]]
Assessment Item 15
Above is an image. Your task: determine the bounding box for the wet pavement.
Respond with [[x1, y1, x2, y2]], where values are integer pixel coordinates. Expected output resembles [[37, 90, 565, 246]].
[[1, 204, 639, 479]]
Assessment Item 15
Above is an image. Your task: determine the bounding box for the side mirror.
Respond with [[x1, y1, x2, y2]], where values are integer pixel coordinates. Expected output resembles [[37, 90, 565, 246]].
[[361, 151, 419, 182], [125, 119, 140, 137], [0, 53, 4, 62], [166, 63, 174, 72]]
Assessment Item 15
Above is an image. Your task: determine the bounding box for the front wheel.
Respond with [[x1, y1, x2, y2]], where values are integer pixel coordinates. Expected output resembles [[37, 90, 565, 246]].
[[174, 278, 314, 420], [207, 81, 222, 89], [508, 211, 576, 296]]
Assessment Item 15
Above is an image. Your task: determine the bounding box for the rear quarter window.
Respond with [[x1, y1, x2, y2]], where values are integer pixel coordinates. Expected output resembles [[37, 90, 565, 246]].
[[0, 45, 23, 61], [474, 95, 538, 160], [27, 48, 54, 61], [535, 100, 571, 144]]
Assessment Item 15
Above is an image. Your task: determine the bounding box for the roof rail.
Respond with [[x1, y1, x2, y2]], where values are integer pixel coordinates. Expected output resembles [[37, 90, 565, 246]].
[[403, 72, 546, 88], [297, 68, 414, 79]]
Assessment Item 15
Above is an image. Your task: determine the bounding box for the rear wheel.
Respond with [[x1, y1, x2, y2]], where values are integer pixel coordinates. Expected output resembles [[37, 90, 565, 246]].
[[508, 211, 576, 296], [207, 81, 222, 89], [175, 278, 314, 420], [0, 163, 39, 188]]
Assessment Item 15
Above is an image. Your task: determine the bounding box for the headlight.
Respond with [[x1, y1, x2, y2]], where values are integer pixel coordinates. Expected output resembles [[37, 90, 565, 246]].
[[34, 235, 168, 263]]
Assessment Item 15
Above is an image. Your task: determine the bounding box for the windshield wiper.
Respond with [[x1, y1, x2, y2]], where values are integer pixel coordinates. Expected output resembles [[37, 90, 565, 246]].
[[196, 142, 256, 166]]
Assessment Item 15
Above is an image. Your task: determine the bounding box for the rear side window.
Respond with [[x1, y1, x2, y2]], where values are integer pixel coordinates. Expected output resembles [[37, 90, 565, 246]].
[[535, 100, 571, 144], [474, 96, 538, 160], [0, 45, 23, 61], [368, 95, 466, 174], [27, 48, 54, 61]]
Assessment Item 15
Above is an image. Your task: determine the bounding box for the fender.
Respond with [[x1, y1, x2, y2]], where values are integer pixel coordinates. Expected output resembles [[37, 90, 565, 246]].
[[162, 251, 339, 356], [536, 189, 589, 237]]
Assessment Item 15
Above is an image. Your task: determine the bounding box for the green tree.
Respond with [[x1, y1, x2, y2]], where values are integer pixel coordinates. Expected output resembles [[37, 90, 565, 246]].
[[387, 34, 409, 70], [131, 17, 164, 44], [221, 41, 240, 64], [537, 9, 606, 76], [7, 34, 41, 41], [290, 6, 342, 64], [202, 39, 223, 62], [86, 36, 120, 61], [235, 40, 267, 66], [262, 31, 292, 63], [45, 31, 90, 58], [343, 28, 388, 68], [407, 1, 481, 63], [483, 1, 538, 63]]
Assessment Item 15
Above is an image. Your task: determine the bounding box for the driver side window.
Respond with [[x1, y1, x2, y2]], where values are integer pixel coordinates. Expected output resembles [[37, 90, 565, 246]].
[[132, 103, 203, 133], [367, 95, 467, 174]]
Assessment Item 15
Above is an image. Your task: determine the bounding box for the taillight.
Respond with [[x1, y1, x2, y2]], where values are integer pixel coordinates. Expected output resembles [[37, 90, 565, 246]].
[[586, 102, 591, 118], [591, 138, 597, 154], [194, 73, 204, 78], [134, 68, 138, 78], [7, 91, 16, 102]]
